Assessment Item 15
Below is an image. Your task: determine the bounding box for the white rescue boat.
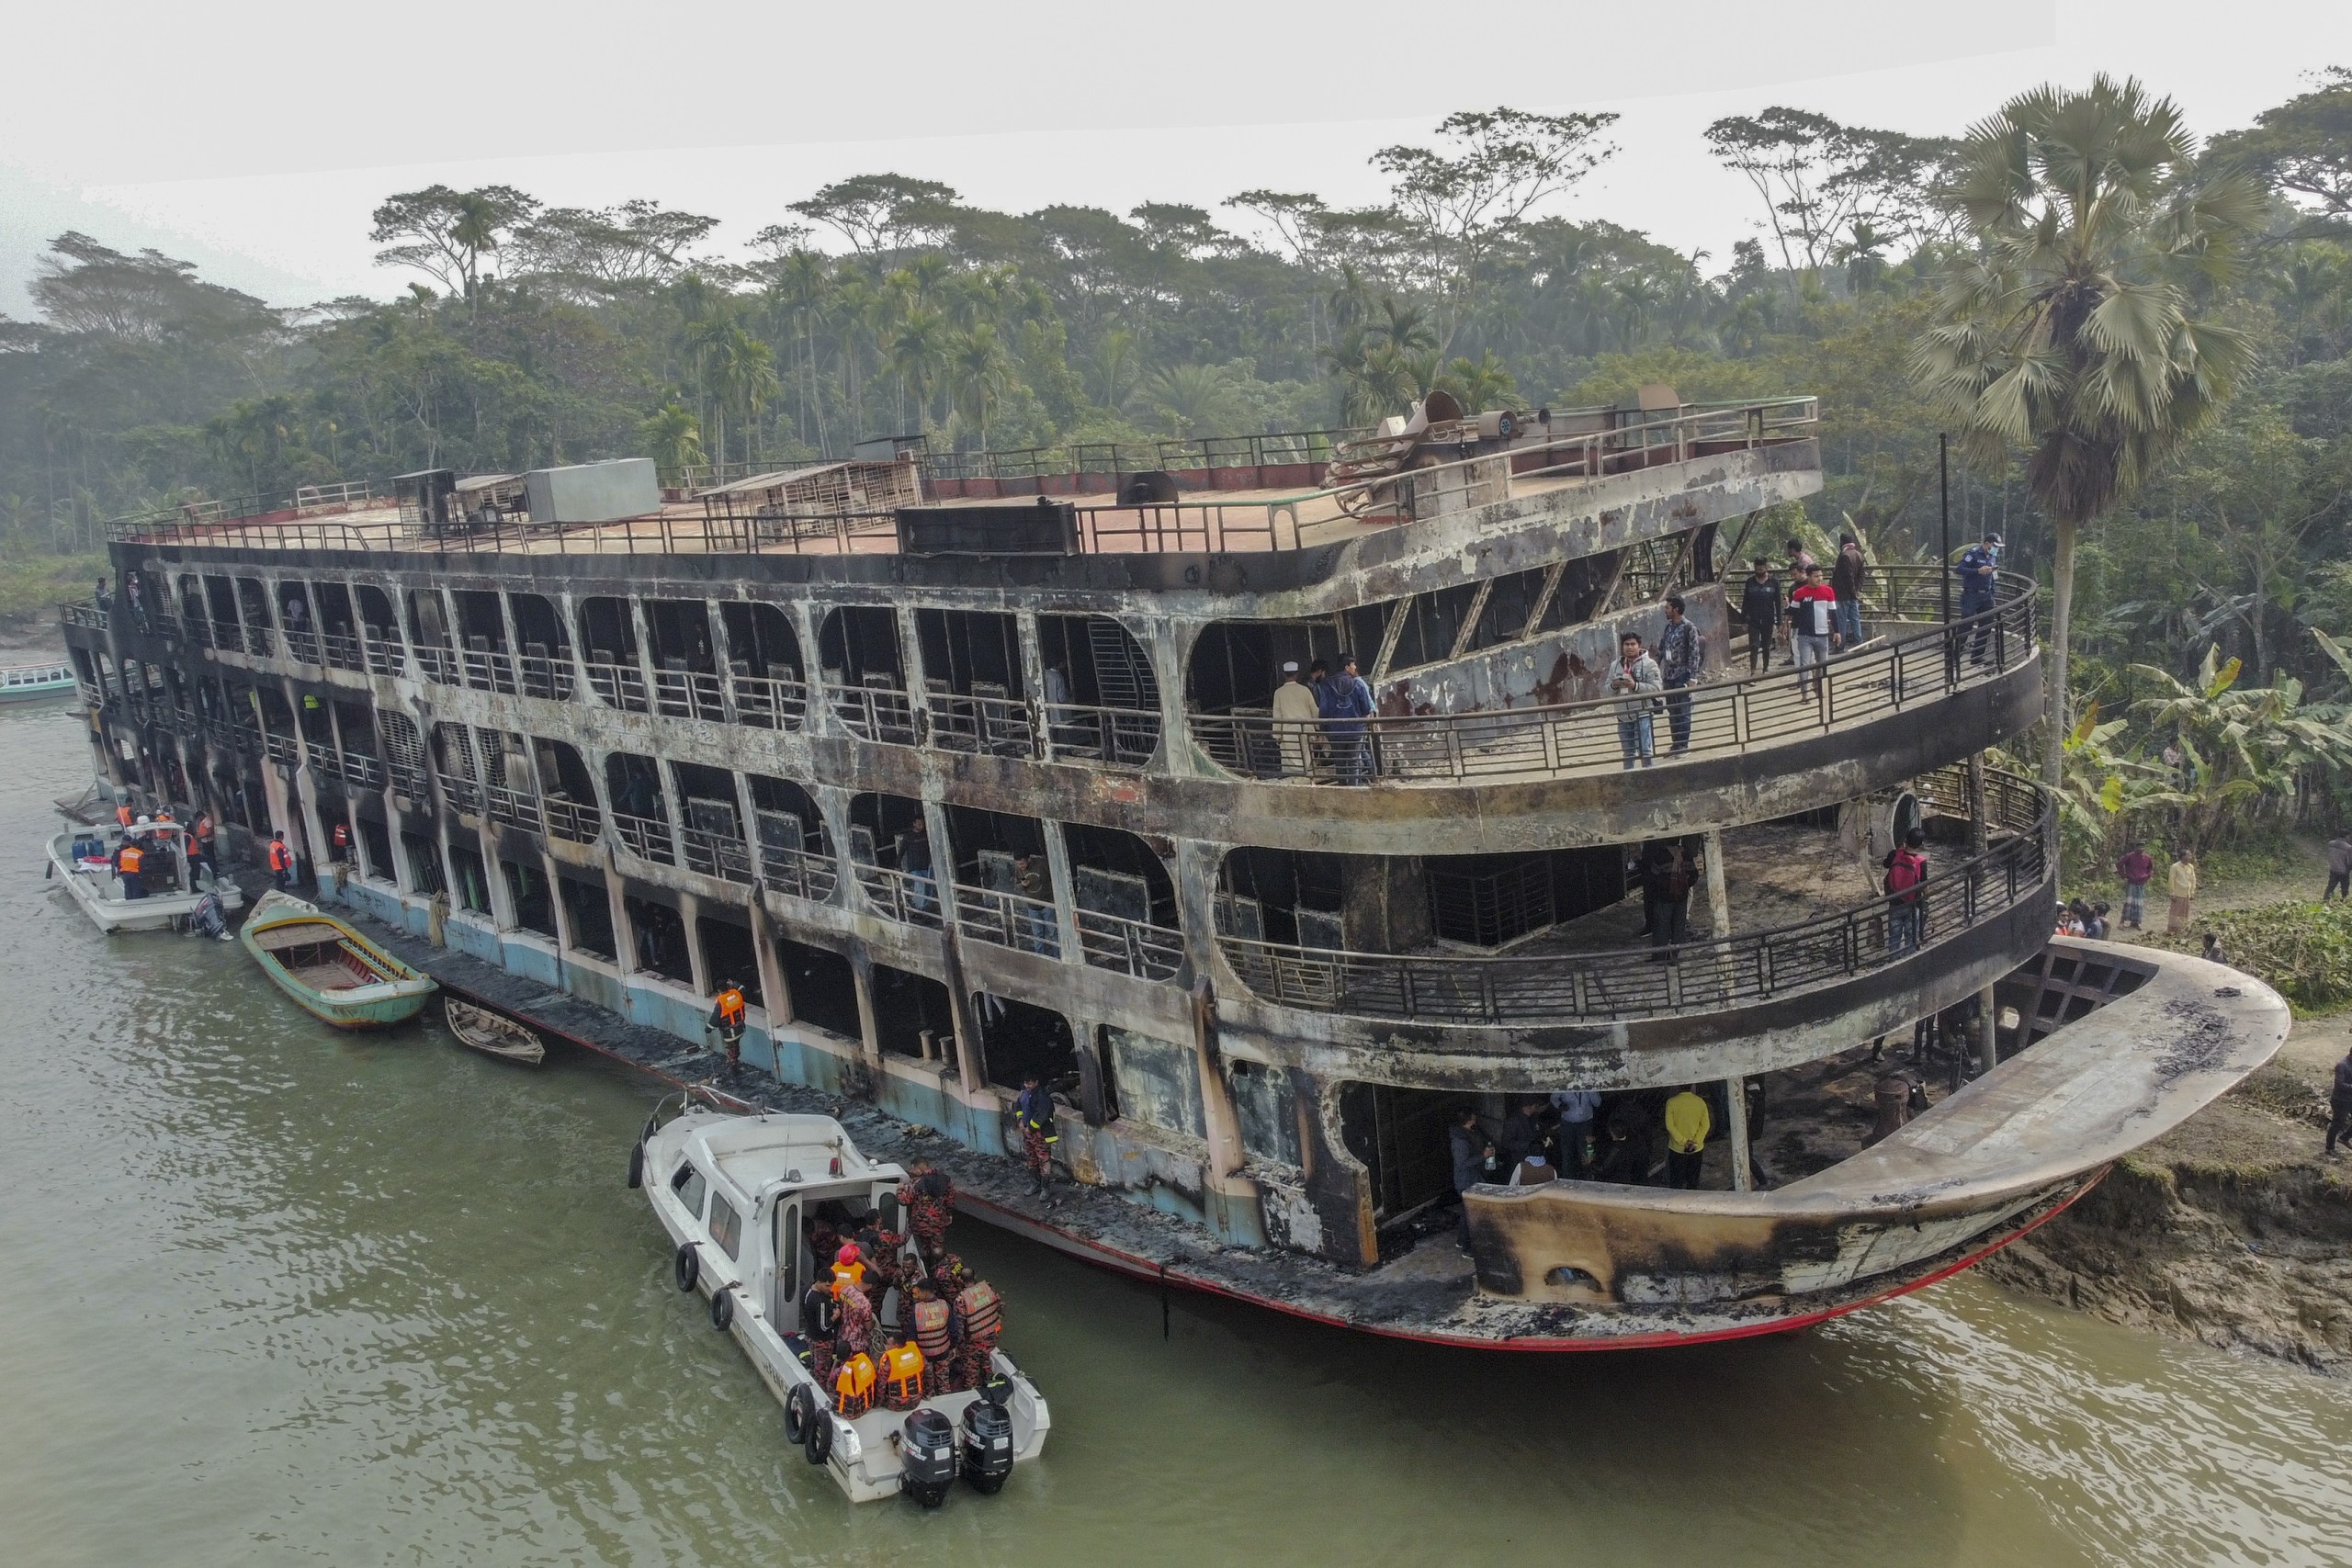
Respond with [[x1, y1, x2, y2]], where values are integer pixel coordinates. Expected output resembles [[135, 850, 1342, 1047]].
[[48, 819, 243, 934], [633, 1092, 1050, 1505]]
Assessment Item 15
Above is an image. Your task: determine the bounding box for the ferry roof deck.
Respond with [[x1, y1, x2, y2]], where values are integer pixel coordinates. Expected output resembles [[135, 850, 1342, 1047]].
[[108, 396, 1818, 562]]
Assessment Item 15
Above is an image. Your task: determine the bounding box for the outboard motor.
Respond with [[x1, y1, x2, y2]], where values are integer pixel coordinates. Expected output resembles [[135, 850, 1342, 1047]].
[[958, 1397, 1014, 1495], [899, 1407, 956, 1507]]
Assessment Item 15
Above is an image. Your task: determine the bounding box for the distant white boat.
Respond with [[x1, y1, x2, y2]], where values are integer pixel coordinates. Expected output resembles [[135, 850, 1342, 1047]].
[[0, 660, 74, 703], [48, 820, 243, 934]]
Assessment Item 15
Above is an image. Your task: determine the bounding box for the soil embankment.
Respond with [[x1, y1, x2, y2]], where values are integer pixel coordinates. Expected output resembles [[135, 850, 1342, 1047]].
[[1984, 1012, 2352, 1374]]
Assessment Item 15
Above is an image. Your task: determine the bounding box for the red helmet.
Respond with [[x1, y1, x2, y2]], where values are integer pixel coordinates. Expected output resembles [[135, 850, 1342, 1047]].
[[835, 1243, 862, 1265]]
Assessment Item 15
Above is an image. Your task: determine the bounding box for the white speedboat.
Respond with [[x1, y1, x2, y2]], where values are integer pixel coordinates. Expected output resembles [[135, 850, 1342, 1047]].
[[633, 1093, 1051, 1505], [48, 820, 243, 934]]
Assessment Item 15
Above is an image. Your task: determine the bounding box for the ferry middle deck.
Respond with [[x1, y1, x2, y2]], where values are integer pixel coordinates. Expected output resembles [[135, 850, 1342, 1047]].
[[62, 393, 2287, 1348]]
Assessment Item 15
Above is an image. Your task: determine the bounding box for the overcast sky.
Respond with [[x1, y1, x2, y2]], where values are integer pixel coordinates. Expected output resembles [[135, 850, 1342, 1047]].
[[1, 0, 2346, 310]]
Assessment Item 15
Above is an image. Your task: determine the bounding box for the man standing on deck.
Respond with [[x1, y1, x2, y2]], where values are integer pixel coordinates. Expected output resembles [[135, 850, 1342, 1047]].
[[2115, 840, 2155, 930], [1663, 1087, 1712, 1190], [1012, 1073, 1058, 1197], [1612, 632, 1661, 769], [1740, 558, 1782, 671], [1831, 533, 1867, 647], [1323, 653, 1375, 785], [1449, 1105, 1493, 1252], [1272, 661, 1321, 777], [1788, 564, 1841, 696], [1657, 593, 1702, 755], [1957, 531, 2002, 662], [267, 829, 296, 890], [1551, 1089, 1601, 1179], [2325, 834, 2352, 904]]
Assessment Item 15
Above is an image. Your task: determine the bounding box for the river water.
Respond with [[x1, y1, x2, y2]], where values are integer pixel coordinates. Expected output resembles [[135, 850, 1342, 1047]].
[[3, 702, 2346, 1568]]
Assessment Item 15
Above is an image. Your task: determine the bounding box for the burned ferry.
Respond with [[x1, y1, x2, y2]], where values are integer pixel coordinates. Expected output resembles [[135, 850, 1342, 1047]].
[[61, 389, 2287, 1348]]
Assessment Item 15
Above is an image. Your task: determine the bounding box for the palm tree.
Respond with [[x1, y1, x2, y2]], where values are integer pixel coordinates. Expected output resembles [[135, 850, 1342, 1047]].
[[639, 400, 707, 479], [1142, 362, 1242, 439], [1911, 74, 2264, 788], [888, 307, 948, 431], [948, 324, 1010, 448]]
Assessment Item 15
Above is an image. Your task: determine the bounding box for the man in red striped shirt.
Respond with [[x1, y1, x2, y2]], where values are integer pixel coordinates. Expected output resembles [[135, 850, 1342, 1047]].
[[1788, 564, 1842, 697]]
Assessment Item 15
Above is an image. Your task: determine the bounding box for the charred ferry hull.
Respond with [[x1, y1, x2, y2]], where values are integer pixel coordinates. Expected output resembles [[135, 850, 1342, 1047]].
[[60, 394, 2290, 1348]]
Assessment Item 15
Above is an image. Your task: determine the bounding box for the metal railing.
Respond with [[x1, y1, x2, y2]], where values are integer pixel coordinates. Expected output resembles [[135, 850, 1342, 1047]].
[[953, 882, 1062, 959], [920, 428, 1363, 485], [413, 645, 459, 685], [439, 773, 482, 816], [484, 783, 543, 833], [243, 622, 274, 659], [827, 681, 920, 746], [543, 795, 601, 844], [681, 820, 753, 883], [264, 732, 299, 767], [344, 752, 386, 790], [1217, 766, 2051, 1027], [62, 601, 108, 630], [282, 627, 322, 666], [1192, 569, 2034, 785], [854, 862, 944, 928], [611, 810, 674, 865], [653, 665, 726, 721], [461, 646, 518, 695], [757, 837, 839, 905], [1076, 908, 1185, 981], [584, 660, 650, 714], [320, 629, 364, 671], [929, 690, 1038, 758], [519, 651, 576, 701], [729, 671, 808, 729], [1044, 702, 1161, 768], [361, 630, 402, 678]]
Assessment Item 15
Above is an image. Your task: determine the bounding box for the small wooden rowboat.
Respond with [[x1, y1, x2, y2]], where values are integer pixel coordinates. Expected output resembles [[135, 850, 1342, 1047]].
[[443, 997, 546, 1065], [240, 890, 436, 1027]]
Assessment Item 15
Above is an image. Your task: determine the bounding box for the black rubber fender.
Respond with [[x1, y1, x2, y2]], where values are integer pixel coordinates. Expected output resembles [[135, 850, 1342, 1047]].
[[803, 1404, 833, 1466], [674, 1242, 699, 1293], [784, 1382, 818, 1445], [626, 1141, 645, 1190], [710, 1287, 734, 1332]]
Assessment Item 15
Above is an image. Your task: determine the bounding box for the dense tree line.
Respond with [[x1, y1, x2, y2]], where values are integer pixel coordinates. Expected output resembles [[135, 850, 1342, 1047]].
[[2, 73, 2347, 720]]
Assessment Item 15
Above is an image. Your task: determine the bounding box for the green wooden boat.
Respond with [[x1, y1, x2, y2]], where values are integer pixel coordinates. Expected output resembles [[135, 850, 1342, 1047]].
[[240, 890, 437, 1027]]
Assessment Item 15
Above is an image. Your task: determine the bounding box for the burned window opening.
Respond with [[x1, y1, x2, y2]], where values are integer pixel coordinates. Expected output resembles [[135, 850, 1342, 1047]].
[[871, 963, 953, 1059], [775, 938, 859, 1041], [625, 895, 692, 984], [401, 829, 445, 897], [503, 858, 556, 938], [978, 993, 1079, 1093], [559, 872, 616, 960], [697, 918, 763, 1010]]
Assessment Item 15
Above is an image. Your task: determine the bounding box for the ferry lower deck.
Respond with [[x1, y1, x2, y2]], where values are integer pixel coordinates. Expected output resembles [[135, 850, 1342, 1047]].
[[306, 889, 2283, 1349]]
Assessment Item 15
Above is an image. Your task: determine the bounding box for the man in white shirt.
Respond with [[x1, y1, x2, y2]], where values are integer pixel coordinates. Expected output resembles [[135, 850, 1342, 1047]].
[[1270, 660, 1322, 777]]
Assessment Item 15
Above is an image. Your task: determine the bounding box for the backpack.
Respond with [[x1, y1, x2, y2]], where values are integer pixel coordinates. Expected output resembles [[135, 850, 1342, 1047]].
[[1885, 850, 1925, 898]]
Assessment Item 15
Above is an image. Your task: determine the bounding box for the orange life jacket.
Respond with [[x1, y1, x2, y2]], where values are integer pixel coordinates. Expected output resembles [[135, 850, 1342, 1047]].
[[956, 1280, 1001, 1344], [880, 1341, 925, 1409], [831, 1352, 876, 1415], [831, 1258, 866, 1292], [268, 840, 292, 872], [194, 815, 212, 842], [715, 988, 745, 1029], [116, 805, 134, 827], [118, 845, 143, 874], [910, 1297, 954, 1360]]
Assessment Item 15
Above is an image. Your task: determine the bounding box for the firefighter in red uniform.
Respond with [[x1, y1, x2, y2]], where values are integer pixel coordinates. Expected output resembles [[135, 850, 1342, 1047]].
[[707, 979, 746, 1067], [897, 1160, 956, 1268], [949, 1264, 1003, 1393], [905, 1279, 955, 1395]]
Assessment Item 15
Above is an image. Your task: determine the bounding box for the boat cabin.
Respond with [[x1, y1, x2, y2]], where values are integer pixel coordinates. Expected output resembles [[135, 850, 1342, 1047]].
[[658, 1112, 910, 1334]]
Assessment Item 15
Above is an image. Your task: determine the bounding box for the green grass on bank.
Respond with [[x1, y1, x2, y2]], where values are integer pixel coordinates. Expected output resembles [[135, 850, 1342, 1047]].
[[0, 555, 106, 627], [2146, 899, 2352, 1015]]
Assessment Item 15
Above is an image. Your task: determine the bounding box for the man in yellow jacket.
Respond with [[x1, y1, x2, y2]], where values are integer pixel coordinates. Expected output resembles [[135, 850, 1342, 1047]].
[[1663, 1087, 1711, 1190]]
